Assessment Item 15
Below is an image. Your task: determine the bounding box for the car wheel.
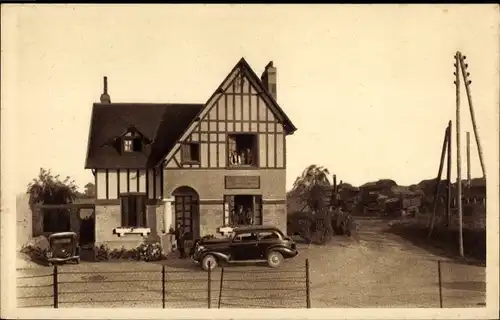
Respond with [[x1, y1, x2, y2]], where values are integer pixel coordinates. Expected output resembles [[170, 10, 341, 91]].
[[267, 251, 284, 268], [202, 254, 218, 271]]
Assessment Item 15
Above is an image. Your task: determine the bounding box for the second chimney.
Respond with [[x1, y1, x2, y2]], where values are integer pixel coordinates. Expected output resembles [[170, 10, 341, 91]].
[[100, 76, 111, 104], [261, 61, 277, 101]]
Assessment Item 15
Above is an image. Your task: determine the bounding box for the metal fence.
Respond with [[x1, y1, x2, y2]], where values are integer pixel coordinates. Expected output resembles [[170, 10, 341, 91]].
[[17, 259, 311, 309]]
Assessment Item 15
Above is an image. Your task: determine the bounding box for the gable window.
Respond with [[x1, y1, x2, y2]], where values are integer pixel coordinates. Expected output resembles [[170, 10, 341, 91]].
[[122, 132, 142, 153], [181, 142, 201, 164], [227, 134, 258, 167], [120, 194, 147, 227]]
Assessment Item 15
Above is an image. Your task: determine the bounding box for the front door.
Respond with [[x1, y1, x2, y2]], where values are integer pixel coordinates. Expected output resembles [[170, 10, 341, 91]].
[[174, 195, 197, 240], [230, 232, 260, 261]]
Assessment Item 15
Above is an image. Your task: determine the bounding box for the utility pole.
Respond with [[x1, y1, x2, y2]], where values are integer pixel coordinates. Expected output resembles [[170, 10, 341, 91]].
[[428, 126, 449, 238], [454, 51, 464, 258], [459, 55, 487, 180], [446, 120, 452, 227], [466, 131, 471, 187]]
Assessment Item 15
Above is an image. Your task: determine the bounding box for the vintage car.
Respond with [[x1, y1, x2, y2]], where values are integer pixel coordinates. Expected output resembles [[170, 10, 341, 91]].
[[191, 225, 299, 271], [46, 232, 81, 265]]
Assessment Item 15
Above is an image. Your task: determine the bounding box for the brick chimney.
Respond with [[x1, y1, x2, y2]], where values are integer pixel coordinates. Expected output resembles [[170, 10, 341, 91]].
[[100, 76, 111, 104], [261, 61, 277, 101]]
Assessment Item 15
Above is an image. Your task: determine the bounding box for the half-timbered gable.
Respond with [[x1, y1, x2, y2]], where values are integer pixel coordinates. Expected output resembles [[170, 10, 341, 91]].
[[163, 59, 296, 170]]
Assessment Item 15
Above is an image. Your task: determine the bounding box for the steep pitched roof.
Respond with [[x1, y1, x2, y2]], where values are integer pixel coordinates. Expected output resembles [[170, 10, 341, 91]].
[[161, 57, 298, 163], [85, 103, 203, 169], [85, 57, 297, 169], [238, 58, 297, 134]]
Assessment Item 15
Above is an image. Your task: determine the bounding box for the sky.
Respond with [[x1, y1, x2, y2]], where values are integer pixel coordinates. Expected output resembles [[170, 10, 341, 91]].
[[3, 4, 499, 194]]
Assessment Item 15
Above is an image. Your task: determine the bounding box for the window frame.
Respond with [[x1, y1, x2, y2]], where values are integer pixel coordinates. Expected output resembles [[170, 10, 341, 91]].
[[122, 131, 143, 153], [226, 133, 259, 168], [120, 193, 147, 228], [180, 142, 201, 165], [223, 194, 263, 227]]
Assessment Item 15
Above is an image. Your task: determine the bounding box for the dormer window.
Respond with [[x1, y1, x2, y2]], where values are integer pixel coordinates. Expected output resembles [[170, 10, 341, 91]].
[[122, 131, 142, 153]]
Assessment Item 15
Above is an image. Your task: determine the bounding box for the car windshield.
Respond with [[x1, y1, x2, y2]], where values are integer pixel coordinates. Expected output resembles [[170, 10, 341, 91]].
[[52, 238, 72, 244]]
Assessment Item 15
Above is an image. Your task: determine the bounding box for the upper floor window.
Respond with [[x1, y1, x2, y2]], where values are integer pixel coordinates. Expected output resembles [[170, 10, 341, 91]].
[[228, 134, 258, 167], [123, 132, 142, 153], [181, 142, 201, 164]]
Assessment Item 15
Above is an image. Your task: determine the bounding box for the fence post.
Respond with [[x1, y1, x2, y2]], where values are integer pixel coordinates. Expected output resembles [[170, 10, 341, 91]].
[[162, 265, 166, 309], [53, 265, 58, 308], [207, 261, 212, 309], [437, 260, 443, 308], [218, 267, 224, 309], [305, 259, 311, 308]]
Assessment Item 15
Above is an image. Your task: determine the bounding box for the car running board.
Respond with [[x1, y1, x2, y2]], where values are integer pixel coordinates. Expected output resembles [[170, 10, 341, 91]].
[[227, 259, 267, 264]]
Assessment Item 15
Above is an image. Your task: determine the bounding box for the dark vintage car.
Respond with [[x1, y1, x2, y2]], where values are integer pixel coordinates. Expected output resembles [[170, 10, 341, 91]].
[[191, 225, 299, 271], [46, 232, 81, 265]]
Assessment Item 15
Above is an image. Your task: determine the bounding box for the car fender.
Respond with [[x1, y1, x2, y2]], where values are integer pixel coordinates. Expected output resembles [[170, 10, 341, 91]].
[[266, 245, 297, 257], [201, 251, 230, 262]]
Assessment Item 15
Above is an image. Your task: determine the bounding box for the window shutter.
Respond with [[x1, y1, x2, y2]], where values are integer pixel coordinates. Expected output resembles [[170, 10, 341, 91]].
[[224, 195, 235, 225], [121, 196, 129, 227], [252, 136, 258, 166], [223, 196, 234, 226], [181, 144, 191, 161], [136, 196, 146, 227], [253, 196, 263, 225], [228, 136, 236, 165]]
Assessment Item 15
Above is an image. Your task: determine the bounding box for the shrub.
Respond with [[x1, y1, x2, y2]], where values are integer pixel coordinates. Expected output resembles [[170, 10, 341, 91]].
[[95, 244, 111, 261], [21, 236, 50, 264], [21, 244, 48, 264], [137, 242, 163, 262]]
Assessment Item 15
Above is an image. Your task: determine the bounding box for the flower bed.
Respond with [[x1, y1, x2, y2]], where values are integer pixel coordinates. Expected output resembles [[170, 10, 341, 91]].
[[94, 241, 165, 262]]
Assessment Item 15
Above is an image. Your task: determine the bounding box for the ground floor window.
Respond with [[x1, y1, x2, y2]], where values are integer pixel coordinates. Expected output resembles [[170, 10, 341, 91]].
[[223, 195, 262, 226], [120, 194, 147, 227]]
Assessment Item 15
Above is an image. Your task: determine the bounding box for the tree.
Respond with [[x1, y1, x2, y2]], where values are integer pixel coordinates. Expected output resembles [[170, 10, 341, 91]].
[[291, 165, 335, 244], [291, 165, 331, 213], [27, 168, 79, 233], [83, 182, 96, 197]]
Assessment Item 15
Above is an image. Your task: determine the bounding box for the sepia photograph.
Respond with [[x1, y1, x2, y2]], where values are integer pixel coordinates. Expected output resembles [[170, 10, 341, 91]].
[[1, 4, 499, 320]]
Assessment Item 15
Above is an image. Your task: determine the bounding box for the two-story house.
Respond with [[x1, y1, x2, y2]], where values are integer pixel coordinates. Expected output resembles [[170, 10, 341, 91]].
[[85, 58, 297, 249]]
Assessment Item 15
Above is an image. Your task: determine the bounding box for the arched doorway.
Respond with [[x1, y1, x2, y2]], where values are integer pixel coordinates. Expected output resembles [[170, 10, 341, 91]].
[[172, 186, 199, 240]]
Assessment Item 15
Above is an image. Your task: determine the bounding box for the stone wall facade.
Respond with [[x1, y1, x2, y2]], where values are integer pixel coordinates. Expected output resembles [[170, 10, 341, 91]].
[[94, 203, 164, 250], [164, 168, 288, 236]]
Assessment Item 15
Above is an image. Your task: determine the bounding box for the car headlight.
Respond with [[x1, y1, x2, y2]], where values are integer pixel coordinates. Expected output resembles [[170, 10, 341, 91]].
[[196, 245, 205, 252]]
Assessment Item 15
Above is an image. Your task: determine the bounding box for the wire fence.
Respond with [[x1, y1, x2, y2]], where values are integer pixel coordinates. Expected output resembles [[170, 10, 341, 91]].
[[17, 259, 311, 309], [16, 258, 485, 308]]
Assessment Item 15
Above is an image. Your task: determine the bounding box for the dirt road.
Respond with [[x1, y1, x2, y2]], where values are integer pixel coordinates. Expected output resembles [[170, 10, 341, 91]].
[[16, 218, 485, 308], [304, 218, 485, 308]]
